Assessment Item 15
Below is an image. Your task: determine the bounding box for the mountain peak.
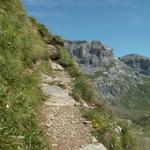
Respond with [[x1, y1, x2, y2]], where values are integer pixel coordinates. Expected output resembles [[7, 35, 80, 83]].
[[121, 54, 150, 60], [120, 54, 150, 76]]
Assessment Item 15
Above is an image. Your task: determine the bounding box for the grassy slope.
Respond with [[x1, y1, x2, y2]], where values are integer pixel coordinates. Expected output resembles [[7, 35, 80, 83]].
[[29, 16, 52, 43], [110, 76, 150, 150], [0, 0, 48, 149], [118, 76, 150, 110], [115, 76, 150, 131]]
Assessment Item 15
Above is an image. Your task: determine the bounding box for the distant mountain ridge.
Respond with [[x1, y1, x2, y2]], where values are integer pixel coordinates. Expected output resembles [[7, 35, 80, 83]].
[[64, 40, 115, 75], [64, 40, 150, 109], [64, 41, 144, 105], [119, 54, 150, 76]]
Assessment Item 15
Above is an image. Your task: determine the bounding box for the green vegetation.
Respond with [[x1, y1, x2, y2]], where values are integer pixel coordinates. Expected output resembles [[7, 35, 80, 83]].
[[29, 17, 52, 43], [119, 76, 150, 109], [57, 46, 77, 70], [72, 77, 96, 103], [87, 71, 107, 79], [38, 60, 53, 76], [84, 107, 137, 150], [56, 46, 96, 103], [110, 76, 150, 150], [0, 0, 48, 149]]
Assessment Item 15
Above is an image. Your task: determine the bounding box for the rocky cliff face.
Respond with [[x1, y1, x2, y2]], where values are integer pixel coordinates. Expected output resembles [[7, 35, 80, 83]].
[[119, 54, 150, 76], [64, 41, 114, 75], [64, 41, 150, 108]]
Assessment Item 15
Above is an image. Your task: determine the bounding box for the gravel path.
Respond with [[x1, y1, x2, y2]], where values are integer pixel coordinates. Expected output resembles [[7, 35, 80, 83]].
[[40, 61, 107, 150]]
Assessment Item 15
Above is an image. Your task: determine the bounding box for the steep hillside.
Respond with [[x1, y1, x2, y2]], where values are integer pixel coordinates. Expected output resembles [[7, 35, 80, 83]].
[[120, 54, 150, 76], [0, 0, 49, 149]]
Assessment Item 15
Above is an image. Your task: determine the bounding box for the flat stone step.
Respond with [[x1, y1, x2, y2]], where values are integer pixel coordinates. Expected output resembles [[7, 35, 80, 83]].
[[42, 84, 76, 106], [51, 61, 64, 71], [79, 144, 107, 150]]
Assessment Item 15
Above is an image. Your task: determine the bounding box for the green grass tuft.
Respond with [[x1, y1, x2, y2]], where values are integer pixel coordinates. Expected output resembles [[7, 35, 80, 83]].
[[84, 107, 138, 150]]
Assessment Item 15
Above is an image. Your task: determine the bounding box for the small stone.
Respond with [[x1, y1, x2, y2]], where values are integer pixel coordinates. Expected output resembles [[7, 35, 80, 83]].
[[52, 144, 58, 147], [114, 125, 122, 133], [50, 116, 54, 120], [83, 121, 91, 125], [92, 136, 98, 143], [45, 124, 51, 127]]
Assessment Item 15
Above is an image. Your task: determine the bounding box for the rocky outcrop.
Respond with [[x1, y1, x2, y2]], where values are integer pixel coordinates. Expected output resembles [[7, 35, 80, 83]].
[[64, 40, 150, 108], [119, 54, 150, 76], [46, 44, 59, 60], [64, 41, 114, 75], [48, 36, 64, 47]]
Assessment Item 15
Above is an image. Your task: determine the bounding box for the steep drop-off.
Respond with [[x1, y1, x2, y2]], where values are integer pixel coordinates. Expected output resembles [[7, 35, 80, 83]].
[[0, 0, 50, 149]]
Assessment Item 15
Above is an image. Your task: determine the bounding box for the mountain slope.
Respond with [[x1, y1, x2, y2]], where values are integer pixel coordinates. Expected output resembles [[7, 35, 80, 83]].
[[64, 40, 150, 109], [64, 40, 150, 149], [119, 54, 150, 76], [0, 1, 49, 149]]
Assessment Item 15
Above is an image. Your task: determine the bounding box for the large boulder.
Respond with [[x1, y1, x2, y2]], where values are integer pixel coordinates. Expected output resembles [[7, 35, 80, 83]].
[[46, 44, 59, 60]]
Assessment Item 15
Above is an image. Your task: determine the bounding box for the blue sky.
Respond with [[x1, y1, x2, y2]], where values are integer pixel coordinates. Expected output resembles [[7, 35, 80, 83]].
[[23, 0, 150, 57]]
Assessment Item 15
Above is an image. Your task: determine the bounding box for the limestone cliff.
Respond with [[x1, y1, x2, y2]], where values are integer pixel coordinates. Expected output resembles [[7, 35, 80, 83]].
[[64, 41, 150, 108], [120, 54, 150, 76]]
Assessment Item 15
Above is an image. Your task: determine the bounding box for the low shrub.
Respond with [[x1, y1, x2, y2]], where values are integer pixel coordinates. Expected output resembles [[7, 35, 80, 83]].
[[38, 60, 53, 76], [84, 107, 137, 150], [29, 17, 52, 43], [72, 77, 96, 103]]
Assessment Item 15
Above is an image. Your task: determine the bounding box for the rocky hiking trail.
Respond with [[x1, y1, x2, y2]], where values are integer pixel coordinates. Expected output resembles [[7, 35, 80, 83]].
[[40, 60, 107, 150]]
